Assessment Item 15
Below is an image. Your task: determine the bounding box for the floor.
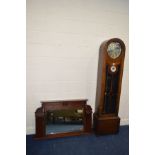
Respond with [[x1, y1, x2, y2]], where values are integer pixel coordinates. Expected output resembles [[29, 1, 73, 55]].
[[26, 125, 129, 155]]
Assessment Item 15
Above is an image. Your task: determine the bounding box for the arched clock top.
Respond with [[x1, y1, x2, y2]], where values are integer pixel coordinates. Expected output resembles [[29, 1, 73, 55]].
[[100, 38, 125, 63]]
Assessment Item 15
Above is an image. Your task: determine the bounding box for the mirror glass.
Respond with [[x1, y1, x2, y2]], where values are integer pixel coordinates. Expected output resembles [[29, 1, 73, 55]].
[[45, 109, 84, 134]]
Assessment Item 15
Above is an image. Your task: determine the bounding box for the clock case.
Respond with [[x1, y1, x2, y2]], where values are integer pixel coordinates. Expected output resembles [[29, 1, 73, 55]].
[[93, 38, 125, 135]]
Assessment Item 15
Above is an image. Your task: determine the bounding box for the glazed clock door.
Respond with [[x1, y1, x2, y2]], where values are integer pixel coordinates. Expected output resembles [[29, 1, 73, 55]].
[[104, 65, 120, 114]]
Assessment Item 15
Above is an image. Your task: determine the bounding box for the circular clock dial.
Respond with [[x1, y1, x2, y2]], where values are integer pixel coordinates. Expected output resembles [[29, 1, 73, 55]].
[[110, 65, 116, 72], [107, 42, 122, 59]]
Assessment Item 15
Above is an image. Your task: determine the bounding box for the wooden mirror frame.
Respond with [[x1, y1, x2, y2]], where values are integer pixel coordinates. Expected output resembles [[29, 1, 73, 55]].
[[34, 99, 92, 140]]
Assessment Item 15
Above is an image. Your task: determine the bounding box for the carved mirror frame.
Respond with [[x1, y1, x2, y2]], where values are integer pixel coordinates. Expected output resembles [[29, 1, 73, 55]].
[[34, 99, 92, 139]]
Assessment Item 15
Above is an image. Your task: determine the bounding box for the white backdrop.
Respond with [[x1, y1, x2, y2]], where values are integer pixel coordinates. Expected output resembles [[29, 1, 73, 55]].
[[26, 0, 129, 134]]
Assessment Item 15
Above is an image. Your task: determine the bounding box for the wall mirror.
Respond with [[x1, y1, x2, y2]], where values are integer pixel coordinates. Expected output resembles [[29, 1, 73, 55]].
[[46, 108, 83, 134], [34, 99, 92, 139]]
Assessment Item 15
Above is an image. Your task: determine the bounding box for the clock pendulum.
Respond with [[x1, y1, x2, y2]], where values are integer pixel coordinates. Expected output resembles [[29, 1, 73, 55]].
[[93, 38, 126, 134]]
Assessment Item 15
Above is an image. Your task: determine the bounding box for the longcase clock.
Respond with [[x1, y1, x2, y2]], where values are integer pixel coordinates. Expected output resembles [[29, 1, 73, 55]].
[[94, 38, 126, 134]]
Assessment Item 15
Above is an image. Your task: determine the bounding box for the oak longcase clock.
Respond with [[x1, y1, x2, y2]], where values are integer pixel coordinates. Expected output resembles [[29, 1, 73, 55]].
[[94, 38, 126, 134]]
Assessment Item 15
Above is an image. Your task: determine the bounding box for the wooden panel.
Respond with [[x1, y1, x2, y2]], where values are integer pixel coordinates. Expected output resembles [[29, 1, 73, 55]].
[[42, 100, 86, 112], [94, 114, 120, 134], [35, 108, 45, 137]]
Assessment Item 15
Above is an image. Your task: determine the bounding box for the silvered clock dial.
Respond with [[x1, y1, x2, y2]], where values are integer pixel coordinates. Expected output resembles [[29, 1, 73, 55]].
[[107, 42, 121, 59], [110, 65, 117, 72]]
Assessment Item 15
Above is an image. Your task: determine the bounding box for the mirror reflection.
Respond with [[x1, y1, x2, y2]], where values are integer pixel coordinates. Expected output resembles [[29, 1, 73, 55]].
[[46, 109, 83, 134]]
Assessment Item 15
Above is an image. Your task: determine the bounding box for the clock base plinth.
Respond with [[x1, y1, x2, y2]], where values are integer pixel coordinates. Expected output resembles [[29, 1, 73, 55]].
[[93, 114, 120, 135]]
